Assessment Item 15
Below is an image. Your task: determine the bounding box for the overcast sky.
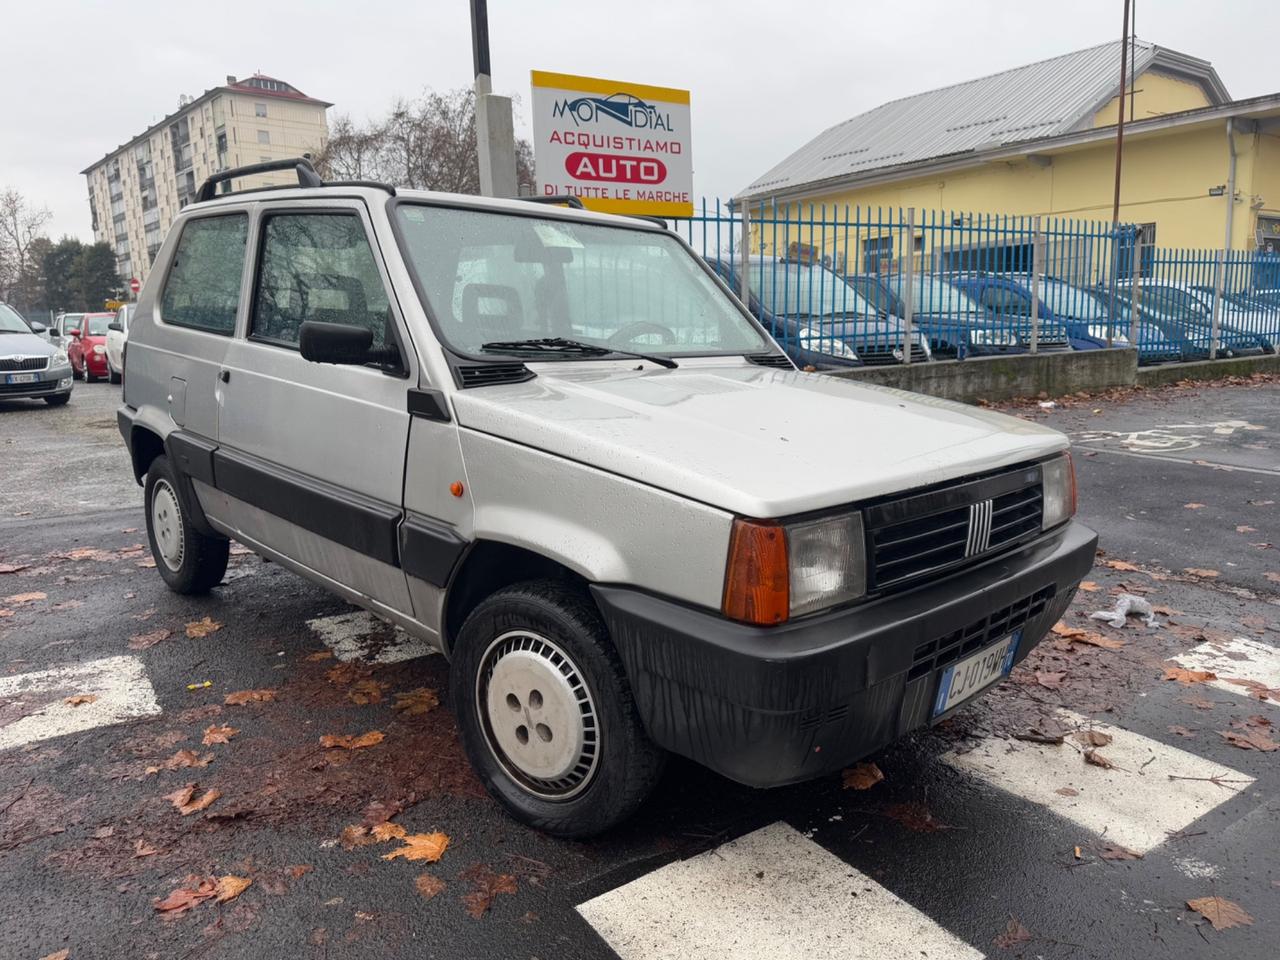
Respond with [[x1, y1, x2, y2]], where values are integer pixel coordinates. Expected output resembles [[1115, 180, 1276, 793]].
[[3, 0, 1277, 241]]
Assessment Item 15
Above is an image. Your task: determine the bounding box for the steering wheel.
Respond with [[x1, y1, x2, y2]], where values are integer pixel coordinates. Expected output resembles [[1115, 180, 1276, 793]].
[[608, 321, 677, 346]]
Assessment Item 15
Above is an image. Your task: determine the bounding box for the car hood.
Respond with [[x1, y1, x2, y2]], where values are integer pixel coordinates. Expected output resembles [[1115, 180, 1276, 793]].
[[0, 331, 55, 356], [451, 361, 1068, 517]]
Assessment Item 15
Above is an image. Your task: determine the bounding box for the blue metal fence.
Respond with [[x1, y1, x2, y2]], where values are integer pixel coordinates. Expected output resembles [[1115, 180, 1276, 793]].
[[674, 199, 1280, 367]]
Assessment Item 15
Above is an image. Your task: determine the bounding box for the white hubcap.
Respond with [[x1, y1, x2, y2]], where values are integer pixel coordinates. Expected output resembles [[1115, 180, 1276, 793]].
[[477, 631, 599, 800], [151, 480, 185, 571]]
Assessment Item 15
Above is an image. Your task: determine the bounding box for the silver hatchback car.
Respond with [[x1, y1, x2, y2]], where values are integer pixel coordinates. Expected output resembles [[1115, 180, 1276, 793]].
[[118, 159, 1096, 836]]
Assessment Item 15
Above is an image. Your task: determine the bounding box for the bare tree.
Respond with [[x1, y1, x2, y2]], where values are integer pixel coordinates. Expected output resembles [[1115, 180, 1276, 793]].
[[0, 188, 52, 303]]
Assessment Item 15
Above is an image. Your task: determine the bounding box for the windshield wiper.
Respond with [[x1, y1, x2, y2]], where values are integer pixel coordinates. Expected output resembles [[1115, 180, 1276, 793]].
[[479, 337, 678, 369]]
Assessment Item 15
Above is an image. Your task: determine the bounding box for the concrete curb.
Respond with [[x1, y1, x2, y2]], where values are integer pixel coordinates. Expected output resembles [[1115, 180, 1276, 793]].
[[1136, 353, 1280, 386]]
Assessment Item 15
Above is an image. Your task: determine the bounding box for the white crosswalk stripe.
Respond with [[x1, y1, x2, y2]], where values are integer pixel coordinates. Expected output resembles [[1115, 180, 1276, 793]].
[[0, 655, 160, 750], [305, 610, 435, 664], [1170, 636, 1280, 705], [577, 822, 984, 960], [945, 708, 1253, 852]]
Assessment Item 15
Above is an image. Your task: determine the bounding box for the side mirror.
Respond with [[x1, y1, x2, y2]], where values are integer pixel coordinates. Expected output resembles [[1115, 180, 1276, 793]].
[[108, 322, 123, 333], [29, 320, 47, 334], [299, 321, 399, 366], [67, 328, 81, 338]]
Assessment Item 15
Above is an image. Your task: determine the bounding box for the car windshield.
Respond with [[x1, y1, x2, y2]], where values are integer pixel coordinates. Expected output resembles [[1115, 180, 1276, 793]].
[[752, 263, 876, 317], [911, 276, 983, 314], [86, 315, 113, 335], [1039, 280, 1109, 320], [393, 205, 769, 357], [849, 277, 905, 317], [0, 304, 32, 334], [1114, 286, 1207, 320]]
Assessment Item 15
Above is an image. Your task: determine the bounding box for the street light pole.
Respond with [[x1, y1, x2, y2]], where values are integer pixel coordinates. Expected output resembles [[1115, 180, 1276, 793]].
[[470, 0, 518, 197]]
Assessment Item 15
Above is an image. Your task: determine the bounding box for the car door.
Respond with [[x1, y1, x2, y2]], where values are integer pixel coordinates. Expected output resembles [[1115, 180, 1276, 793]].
[[65, 315, 85, 371], [212, 199, 417, 616]]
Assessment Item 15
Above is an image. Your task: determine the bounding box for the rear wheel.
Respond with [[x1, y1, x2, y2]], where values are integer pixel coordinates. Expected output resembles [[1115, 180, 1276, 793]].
[[108, 360, 122, 385], [144, 455, 229, 595], [451, 579, 665, 838]]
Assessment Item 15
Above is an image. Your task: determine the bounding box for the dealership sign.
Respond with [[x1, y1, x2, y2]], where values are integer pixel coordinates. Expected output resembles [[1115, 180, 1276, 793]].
[[530, 70, 693, 218]]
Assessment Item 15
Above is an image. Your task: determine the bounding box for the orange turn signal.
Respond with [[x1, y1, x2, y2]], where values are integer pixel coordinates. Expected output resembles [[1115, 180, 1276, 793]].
[[722, 518, 789, 625], [1065, 451, 1078, 517]]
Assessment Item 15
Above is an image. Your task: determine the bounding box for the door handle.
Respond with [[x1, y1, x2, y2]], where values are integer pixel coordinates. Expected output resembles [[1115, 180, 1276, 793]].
[[218, 370, 230, 383]]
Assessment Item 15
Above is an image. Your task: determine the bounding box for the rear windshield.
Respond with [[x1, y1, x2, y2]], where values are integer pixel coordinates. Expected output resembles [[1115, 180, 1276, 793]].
[[392, 205, 768, 358], [86, 315, 113, 335]]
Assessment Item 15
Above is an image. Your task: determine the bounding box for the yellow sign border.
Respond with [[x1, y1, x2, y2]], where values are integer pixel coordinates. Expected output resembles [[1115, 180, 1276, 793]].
[[581, 197, 694, 218], [530, 70, 690, 106]]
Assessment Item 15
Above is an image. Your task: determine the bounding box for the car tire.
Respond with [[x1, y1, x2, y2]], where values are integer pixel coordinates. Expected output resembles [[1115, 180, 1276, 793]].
[[44, 394, 70, 407], [109, 367, 122, 385], [84, 367, 96, 383], [144, 455, 229, 595], [451, 579, 665, 838]]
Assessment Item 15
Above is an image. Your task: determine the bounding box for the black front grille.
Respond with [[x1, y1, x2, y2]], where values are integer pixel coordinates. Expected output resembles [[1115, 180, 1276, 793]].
[[0, 379, 54, 395], [857, 343, 930, 366], [747, 353, 794, 368], [456, 363, 535, 388], [0, 356, 48, 372], [866, 464, 1043, 591], [907, 585, 1056, 681]]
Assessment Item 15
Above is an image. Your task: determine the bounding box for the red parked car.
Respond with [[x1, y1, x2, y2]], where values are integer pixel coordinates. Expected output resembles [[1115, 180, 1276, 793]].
[[66, 312, 116, 382]]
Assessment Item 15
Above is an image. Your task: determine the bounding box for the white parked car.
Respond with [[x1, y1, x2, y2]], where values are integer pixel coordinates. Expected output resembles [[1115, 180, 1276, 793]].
[[106, 304, 130, 384]]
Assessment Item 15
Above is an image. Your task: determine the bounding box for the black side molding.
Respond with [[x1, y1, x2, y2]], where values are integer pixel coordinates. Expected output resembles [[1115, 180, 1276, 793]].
[[212, 447, 402, 566], [408, 388, 450, 422], [166, 431, 218, 487], [398, 513, 469, 586]]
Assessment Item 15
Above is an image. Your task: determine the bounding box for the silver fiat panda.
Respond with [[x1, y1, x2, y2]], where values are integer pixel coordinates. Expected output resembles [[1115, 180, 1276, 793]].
[[117, 158, 1096, 837]]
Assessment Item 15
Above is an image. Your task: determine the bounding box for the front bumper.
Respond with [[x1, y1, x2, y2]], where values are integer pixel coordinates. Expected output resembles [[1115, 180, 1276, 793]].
[[592, 519, 1097, 787], [0, 364, 73, 400]]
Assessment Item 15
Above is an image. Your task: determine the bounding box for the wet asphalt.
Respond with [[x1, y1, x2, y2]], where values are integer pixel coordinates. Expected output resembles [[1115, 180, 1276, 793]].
[[0, 377, 1277, 960]]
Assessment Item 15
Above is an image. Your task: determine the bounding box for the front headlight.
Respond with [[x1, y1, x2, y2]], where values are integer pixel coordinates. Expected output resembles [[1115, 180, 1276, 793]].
[[1086, 324, 1128, 345], [52, 348, 68, 365], [970, 329, 1018, 347], [1041, 453, 1077, 530], [797, 325, 858, 361], [92, 345, 106, 355], [722, 513, 867, 624]]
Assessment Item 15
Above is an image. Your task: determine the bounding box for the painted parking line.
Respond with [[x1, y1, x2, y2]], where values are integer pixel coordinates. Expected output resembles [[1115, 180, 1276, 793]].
[[0, 655, 160, 751], [577, 822, 983, 960], [1170, 637, 1280, 705], [946, 709, 1253, 853], [305, 610, 434, 664]]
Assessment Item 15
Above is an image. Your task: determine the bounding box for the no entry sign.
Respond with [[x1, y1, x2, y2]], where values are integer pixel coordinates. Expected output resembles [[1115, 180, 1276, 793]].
[[530, 70, 693, 218]]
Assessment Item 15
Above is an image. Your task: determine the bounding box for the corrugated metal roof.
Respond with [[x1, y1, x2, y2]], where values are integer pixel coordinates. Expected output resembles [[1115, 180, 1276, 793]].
[[738, 39, 1227, 200]]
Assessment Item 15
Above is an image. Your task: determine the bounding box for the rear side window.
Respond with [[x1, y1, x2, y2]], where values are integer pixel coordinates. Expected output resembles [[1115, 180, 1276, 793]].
[[250, 213, 391, 349], [160, 214, 248, 335]]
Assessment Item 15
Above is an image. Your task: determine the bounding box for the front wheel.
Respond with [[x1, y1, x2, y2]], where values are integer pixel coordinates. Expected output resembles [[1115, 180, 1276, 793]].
[[451, 580, 665, 838], [144, 455, 229, 594], [44, 393, 70, 407]]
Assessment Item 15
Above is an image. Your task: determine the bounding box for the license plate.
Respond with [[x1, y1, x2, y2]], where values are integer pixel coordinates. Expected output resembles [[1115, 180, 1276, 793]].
[[5, 373, 38, 384], [933, 631, 1021, 717]]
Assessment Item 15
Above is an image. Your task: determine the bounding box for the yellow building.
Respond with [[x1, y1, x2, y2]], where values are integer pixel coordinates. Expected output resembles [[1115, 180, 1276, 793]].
[[736, 40, 1280, 261], [81, 74, 331, 287]]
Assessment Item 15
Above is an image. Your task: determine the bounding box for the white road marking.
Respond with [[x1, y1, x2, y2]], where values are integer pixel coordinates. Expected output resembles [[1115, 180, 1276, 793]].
[[1170, 637, 1280, 705], [0, 655, 160, 750], [946, 710, 1253, 853], [305, 610, 434, 664], [576, 822, 983, 960]]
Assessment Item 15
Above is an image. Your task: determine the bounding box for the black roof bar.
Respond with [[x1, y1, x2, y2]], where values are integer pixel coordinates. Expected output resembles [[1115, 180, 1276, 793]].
[[195, 157, 323, 203], [511, 194, 585, 209]]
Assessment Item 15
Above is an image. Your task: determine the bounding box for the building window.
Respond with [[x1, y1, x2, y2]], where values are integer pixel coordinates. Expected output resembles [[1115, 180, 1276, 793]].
[[257, 130, 270, 145], [255, 102, 267, 118]]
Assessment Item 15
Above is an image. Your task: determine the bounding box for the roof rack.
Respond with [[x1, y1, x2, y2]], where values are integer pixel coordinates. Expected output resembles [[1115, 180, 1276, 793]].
[[194, 158, 398, 203], [512, 194, 586, 209]]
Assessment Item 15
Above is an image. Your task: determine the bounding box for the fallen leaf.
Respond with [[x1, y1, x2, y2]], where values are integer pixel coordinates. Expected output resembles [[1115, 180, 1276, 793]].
[[224, 689, 277, 706], [841, 762, 885, 791], [128, 628, 171, 650], [1097, 842, 1143, 861], [145, 749, 212, 775], [1074, 730, 1113, 748], [154, 877, 217, 915], [1223, 677, 1280, 701], [392, 687, 440, 717], [1183, 694, 1216, 710], [325, 663, 365, 685], [415, 874, 446, 900], [1186, 895, 1254, 931], [1183, 502, 1206, 510], [64, 694, 98, 707], [371, 822, 407, 842], [1083, 749, 1116, 769], [1051, 621, 1084, 638], [164, 785, 221, 816], [1078, 581, 1100, 592], [185, 617, 223, 639], [214, 875, 252, 903], [992, 918, 1033, 949], [1265, 572, 1280, 584], [339, 825, 376, 849], [202, 724, 239, 746], [1054, 786, 1079, 797], [1168, 725, 1196, 738], [1164, 667, 1218, 685], [1218, 729, 1279, 751], [1236, 525, 1258, 534], [1101, 559, 1142, 572], [347, 679, 386, 705], [1184, 568, 1220, 579], [1068, 631, 1126, 651], [1237, 714, 1272, 729], [0, 563, 29, 575], [320, 730, 384, 750], [38, 949, 70, 960], [883, 802, 952, 833], [2, 591, 46, 605], [460, 865, 518, 919], [0, 609, 12, 618], [304, 650, 334, 661], [1034, 671, 1066, 690], [381, 831, 450, 863], [1014, 718, 1067, 744], [133, 838, 161, 858], [285, 865, 312, 880]]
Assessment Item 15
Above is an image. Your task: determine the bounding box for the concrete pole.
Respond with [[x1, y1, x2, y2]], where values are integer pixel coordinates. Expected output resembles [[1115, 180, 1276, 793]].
[[471, 0, 518, 198], [1210, 118, 1238, 360]]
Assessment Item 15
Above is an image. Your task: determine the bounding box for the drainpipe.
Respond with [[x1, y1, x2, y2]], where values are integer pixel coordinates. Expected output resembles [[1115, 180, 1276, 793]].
[[1210, 118, 1237, 360]]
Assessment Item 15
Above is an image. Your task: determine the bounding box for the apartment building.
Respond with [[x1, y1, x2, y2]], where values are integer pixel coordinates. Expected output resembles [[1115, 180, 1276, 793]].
[[81, 73, 331, 287]]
